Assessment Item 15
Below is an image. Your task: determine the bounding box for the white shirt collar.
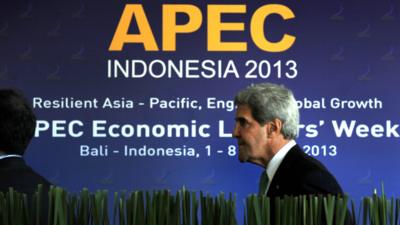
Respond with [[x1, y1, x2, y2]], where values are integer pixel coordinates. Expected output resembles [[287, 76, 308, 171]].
[[0, 154, 22, 160], [265, 140, 296, 192]]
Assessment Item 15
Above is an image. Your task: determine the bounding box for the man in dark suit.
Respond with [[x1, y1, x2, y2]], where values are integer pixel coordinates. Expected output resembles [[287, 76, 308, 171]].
[[0, 89, 51, 195], [233, 83, 343, 197]]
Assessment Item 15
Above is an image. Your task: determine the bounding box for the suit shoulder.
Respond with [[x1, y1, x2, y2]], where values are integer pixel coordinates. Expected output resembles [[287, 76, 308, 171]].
[[282, 145, 344, 195], [0, 159, 51, 194], [287, 146, 329, 172]]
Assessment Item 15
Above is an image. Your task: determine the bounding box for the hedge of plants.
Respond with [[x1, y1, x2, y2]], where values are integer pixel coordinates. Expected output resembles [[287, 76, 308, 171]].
[[0, 185, 399, 225]]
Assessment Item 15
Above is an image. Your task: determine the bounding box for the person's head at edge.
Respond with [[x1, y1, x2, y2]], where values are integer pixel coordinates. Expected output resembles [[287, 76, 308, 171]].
[[233, 83, 299, 168], [0, 89, 36, 155]]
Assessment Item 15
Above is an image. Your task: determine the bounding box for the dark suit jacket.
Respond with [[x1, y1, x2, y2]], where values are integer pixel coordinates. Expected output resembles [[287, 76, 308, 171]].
[[0, 157, 51, 194], [0, 157, 51, 223], [267, 145, 343, 197], [266, 145, 352, 225]]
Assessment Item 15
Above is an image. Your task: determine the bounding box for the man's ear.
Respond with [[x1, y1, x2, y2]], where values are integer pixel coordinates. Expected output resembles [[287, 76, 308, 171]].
[[269, 119, 283, 135]]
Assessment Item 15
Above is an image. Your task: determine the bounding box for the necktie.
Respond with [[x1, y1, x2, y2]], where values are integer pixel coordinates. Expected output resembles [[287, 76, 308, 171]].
[[258, 171, 269, 195]]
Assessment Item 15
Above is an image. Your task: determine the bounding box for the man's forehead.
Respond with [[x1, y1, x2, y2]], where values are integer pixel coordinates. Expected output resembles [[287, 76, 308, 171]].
[[236, 104, 251, 112], [235, 104, 253, 118]]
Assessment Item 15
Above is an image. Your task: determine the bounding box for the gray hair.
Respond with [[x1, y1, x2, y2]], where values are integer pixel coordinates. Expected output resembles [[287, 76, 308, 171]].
[[234, 83, 299, 139]]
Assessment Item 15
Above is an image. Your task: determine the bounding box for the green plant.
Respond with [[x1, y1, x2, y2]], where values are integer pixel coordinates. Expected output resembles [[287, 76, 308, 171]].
[[0, 188, 30, 225], [361, 185, 400, 225], [200, 191, 237, 225], [245, 194, 350, 225], [2, 185, 400, 225]]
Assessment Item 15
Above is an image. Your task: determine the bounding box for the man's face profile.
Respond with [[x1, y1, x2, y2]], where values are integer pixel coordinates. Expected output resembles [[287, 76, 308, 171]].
[[233, 104, 268, 164]]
